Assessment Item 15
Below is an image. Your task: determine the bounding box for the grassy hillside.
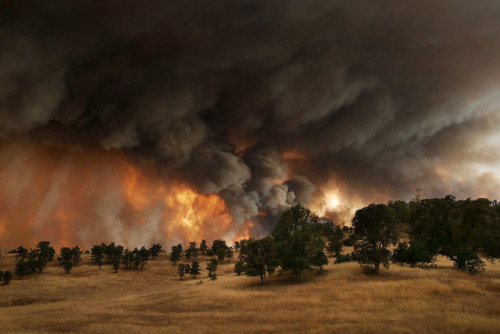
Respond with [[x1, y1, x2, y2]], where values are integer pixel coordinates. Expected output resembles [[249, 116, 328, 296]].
[[1, 250, 499, 333]]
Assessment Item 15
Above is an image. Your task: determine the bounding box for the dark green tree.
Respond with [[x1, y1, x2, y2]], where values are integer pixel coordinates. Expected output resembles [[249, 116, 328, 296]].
[[238, 239, 249, 262], [352, 204, 399, 274], [234, 261, 245, 276], [36, 241, 55, 262], [104, 243, 124, 265], [326, 226, 344, 257], [177, 264, 187, 280], [122, 249, 133, 269], [16, 246, 28, 259], [186, 242, 198, 259], [91, 245, 105, 268], [199, 240, 208, 254], [170, 244, 182, 265], [138, 246, 150, 268], [272, 204, 326, 281], [216, 248, 227, 263], [211, 239, 228, 259], [190, 261, 201, 278], [149, 243, 162, 258], [71, 246, 82, 265], [2, 270, 13, 285], [58, 247, 75, 274], [391, 241, 435, 268], [409, 196, 500, 273], [132, 248, 142, 269], [112, 259, 120, 273], [14, 259, 28, 276], [207, 258, 218, 281], [63, 261, 73, 274], [312, 251, 329, 274], [240, 237, 278, 284]]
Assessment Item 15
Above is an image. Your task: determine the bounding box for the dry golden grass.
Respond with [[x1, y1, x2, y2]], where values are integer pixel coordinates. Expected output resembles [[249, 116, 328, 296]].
[[1, 249, 499, 334]]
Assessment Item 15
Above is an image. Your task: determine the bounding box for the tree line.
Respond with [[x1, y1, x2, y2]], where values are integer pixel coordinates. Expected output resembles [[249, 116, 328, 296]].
[[232, 196, 500, 282], [1, 195, 499, 286]]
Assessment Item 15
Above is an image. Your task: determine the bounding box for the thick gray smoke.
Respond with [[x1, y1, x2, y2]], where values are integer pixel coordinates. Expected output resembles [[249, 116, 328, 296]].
[[1, 0, 500, 246]]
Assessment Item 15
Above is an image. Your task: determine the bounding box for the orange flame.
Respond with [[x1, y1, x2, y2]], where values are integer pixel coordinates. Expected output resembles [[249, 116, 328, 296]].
[[233, 221, 255, 242], [0, 142, 235, 249]]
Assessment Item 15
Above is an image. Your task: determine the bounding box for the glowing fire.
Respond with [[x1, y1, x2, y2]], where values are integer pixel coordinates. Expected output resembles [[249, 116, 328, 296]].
[[0, 142, 235, 249], [233, 221, 255, 242], [311, 190, 342, 217], [310, 185, 365, 226]]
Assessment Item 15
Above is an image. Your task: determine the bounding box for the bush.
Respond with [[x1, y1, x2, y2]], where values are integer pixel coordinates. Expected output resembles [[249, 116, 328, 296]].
[[2, 271, 13, 285], [465, 257, 486, 275], [454, 250, 486, 274], [334, 253, 356, 264]]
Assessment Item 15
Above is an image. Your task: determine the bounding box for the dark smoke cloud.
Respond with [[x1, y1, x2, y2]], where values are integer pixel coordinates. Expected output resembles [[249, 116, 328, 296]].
[[1, 0, 500, 243]]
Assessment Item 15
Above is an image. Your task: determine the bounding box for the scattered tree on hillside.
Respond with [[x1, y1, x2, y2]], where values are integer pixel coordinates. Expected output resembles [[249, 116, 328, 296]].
[[58, 247, 75, 274], [199, 240, 208, 254], [326, 225, 344, 257], [99, 243, 124, 272], [272, 204, 326, 281], [207, 258, 218, 281], [215, 248, 224, 263], [91, 245, 105, 268], [210, 239, 229, 258], [186, 242, 198, 259], [1, 270, 13, 285], [234, 261, 245, 276], [122, 249, 133, 270], [13, 242, 57, 276], [352, 204, 399, 274], [36, 241, 56, 262], [238, 237, 278, 284], [138, 246, 150, 268], [112, 259, 120, 273], [312, 251, 329, 274], [150, 244, 162, 258], [104, 243, 124, 266], [190, 261, 201, 278], [177, 264, 187, 280], [71, 246, 82, 264], [238, 239, 249, 262], [170, 244, 182, 265], [16, 246, 28, 259]]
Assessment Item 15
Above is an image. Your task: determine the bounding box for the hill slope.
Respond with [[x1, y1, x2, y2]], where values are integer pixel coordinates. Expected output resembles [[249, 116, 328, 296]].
[[1, 252, 499, 333]]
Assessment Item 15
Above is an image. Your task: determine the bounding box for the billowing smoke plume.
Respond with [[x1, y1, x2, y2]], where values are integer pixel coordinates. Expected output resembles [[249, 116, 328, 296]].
[[1, 0, 500, 248]]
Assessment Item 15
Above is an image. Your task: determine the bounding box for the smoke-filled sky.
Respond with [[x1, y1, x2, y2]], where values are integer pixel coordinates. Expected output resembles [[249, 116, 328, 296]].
[[1, 0, 500, 249]]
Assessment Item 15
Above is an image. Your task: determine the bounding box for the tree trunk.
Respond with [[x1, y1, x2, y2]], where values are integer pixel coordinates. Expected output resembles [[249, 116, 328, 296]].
[[375, 261, 380, 274]]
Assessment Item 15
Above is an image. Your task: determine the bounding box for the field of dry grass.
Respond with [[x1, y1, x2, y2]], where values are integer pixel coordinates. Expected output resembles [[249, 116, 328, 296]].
[[1, 248, 499, 334]]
